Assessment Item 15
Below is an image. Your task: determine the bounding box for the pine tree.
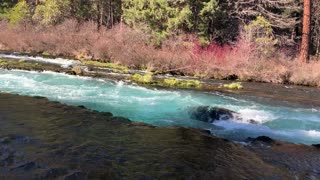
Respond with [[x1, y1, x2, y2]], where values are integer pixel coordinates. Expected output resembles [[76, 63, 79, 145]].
[[32, 0, 69, 26], [122, 0, 191, 46], [300, 0, 311, 63], [4, 0, 30, 27]]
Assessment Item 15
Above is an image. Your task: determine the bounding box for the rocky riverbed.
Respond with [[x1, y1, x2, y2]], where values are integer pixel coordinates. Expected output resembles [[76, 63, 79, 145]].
[[1, 53, 320, 179], [0, 93, 319, 179]]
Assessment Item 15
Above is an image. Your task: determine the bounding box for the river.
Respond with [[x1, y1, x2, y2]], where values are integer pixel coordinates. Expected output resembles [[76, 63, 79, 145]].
[[1, 68, 320, 145]]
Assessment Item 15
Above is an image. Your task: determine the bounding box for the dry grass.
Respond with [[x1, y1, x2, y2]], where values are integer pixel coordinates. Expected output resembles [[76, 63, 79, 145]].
[[0, 20, 320, 87]]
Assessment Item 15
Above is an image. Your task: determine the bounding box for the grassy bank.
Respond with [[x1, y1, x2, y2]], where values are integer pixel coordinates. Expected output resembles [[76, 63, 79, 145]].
[[0, 20, 320, 87]]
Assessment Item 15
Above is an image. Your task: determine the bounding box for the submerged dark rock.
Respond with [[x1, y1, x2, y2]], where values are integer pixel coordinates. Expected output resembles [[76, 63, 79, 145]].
[[312, 144, 320, 149], [41, 168, 69, 179], [247, 136, 275, 145], [10, 162, 42, 172]]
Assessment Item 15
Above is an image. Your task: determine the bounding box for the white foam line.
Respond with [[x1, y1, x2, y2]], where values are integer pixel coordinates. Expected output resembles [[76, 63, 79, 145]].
[[0, 53, 80, 68]]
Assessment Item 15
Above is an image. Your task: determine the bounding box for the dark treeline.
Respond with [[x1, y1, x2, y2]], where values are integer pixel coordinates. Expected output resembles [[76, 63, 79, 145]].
[[0, 0, 319, 60]]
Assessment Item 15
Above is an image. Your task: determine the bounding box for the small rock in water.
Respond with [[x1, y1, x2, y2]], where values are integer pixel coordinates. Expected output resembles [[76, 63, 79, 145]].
[[71, 66, 84, 75], [10, 162, 42, 172], [41, 168, 69, 178], [249, 119, 259, 124]]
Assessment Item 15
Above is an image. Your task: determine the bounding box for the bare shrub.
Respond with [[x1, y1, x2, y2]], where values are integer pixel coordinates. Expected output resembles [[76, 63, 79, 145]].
[[0, 20, 319, 86]]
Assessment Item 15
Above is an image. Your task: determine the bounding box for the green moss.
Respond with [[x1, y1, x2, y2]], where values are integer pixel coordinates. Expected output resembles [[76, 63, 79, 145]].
[[194, 73, 206, 78], [0, 59, 8, 66], [131, 74, 202, 89], [132, 73, 153, 84], [162, 78, 202, 88], [0, 59, 43, 70], [83, 61, 128, 73], [42, 51, 51, 56], [222, 82, 243, 90]]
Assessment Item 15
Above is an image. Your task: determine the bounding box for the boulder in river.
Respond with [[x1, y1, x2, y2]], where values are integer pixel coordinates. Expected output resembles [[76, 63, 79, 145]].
[[189, 106, 259, 124], [189, 106, 237, 123]]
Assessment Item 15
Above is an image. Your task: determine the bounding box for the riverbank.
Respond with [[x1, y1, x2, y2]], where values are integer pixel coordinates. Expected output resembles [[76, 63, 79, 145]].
[[0, 22, 320, 88], [1, 92, 320, 179], [1, 53, 320, 109]]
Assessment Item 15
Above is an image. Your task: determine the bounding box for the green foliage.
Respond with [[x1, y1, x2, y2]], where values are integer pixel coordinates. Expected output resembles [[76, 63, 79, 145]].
[[33, 0, 70, 26], [197, 0, 220, 43], [246, 16, 273, 36], [83, 61, 128, 73], [162, 78, 202, 88], [122, 0, 232, 46], [71, 0, 96, 22], [132, 73, 153, 84], [122, 0, 192, 46], [3, 1, 30, 26], [222, 83, 243, 90], [245, 16, 278, 57], [0, 0, 17, 19]]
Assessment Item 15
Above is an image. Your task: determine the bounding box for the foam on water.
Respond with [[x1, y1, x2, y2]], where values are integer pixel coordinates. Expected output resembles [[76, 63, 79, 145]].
[[237, 108, 276, 124], [1, 69, 320, 144], [0, 53, 79, 68]]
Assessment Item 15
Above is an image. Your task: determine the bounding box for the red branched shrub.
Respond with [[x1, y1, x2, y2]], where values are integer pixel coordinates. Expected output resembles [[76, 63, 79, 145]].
[[0, 19, 319, 86]]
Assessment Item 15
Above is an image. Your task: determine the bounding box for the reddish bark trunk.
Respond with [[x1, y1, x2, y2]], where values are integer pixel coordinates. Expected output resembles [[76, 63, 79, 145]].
[[300, 0, 312, 63]]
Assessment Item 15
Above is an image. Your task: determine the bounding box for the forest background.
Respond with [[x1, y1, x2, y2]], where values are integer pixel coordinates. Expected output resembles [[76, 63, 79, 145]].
[[0, 0, 319, 86]]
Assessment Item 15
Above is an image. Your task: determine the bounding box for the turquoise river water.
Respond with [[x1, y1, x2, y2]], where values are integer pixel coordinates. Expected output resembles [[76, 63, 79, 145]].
[[1, 69, 320, 145]]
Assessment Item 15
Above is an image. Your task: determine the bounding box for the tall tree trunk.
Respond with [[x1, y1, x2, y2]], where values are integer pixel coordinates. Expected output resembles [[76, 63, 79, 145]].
[[99, 4, 104, 29], [110, 0, 113, 28], [300, 0, 312, 63], [317, 38, 320, 58]]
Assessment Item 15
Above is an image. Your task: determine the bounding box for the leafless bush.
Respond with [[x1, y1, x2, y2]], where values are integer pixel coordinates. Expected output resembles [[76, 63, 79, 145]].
[[0, 20, 319, 86]]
